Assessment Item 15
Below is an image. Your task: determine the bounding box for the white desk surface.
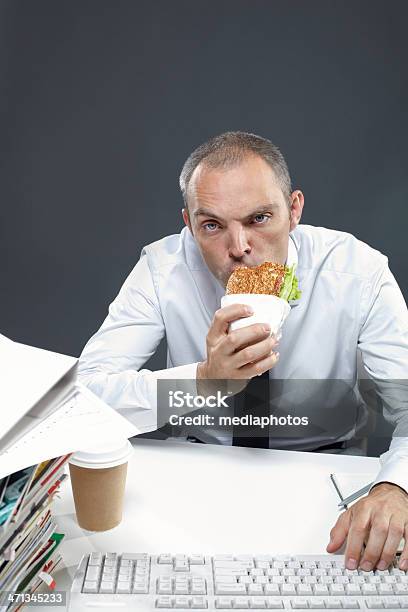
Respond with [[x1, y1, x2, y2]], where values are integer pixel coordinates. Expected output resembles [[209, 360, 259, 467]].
[[46, 438, 381, 610]]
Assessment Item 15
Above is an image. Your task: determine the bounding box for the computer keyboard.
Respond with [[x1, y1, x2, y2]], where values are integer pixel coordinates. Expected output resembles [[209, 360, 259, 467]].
[[68, 553, 408, 611]]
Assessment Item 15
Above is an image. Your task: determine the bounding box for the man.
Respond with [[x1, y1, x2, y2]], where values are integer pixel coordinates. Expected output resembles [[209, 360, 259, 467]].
[[79, 131, 408, 572]]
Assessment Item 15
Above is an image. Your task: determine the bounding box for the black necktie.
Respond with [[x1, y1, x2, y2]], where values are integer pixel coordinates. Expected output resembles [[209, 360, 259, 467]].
[[232, 371, 270, 448]]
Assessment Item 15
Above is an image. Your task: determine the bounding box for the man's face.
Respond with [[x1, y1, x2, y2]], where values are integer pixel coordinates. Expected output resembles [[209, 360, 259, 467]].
[[182, 154, 304, 288]]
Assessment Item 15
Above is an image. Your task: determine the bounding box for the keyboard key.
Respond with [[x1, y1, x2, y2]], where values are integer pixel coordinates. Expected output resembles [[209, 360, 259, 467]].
[[159, 554, 173, 564], [190, 555, 205, 565], [330, 584, 345, 596], [117, 580, 131, 593], [383, 598, 401, 609], [216, 585, 247, 596], [175, 560, 190, 572], [191, 597, 207, 608], [378, 585, 394, 595], [290, 599, 309, 608], [191, 584, 206, 595], [395, 585, 408, 595], [85, 565, 100, 581], [345, 584, 361, 596], [158, 583, 173, 595], [266, 600, 284, 609], [99, 581, 115, 594], [363, 585, 379, 596], [264, 584, 280, 596], [297, 585, 313, 596], [308, 599, 325, 608], [304, 576, 318, 585], [313, 585, 329, 596], [365, 599, 384, 609], [238, 577, 253, 585], [342, 599, 360, 608], [233, 597, 250, 608], [280, 584, 297, 596], [216, 598, 233, 608], [133, 583, 149, 594], [157, 596, 173, 608], [325, 599, 343, 608], [288, 576, 301, 584], [248, 585, 264, 596], [334, 576, 350, 585], [174, 596, 191, 608], [249, 598, 267, 608], [82, 581, 98, 594], [88, 553, 102, 566]]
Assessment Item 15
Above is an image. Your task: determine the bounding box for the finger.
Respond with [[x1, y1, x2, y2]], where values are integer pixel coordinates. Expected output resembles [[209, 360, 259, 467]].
[[237, 350, 280, 378], [398, 524, 408, 570], [209, 305, 253, 341], [360, 516, 390, 571], [344, 507, 371, 570], [226, 323, 277, 353], [233, 336, 277, 369], [327, 510, 351, 553], [374, 518, 404, 570]]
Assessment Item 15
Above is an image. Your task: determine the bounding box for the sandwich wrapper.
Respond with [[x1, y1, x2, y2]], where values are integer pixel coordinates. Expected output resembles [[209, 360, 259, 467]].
[[221, 293, 291, 339]]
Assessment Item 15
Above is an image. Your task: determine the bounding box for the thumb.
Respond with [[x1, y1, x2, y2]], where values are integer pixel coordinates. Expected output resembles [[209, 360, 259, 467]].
[[327, 510, 351, 553]]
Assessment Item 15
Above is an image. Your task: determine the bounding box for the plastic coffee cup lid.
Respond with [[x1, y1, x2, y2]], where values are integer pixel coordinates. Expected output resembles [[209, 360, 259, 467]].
[[69, 438, 133, 469]]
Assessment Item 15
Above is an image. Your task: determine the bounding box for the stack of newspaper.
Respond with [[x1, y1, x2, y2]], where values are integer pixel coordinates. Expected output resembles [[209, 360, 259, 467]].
[[0, 334, 140, 609], [0, 456, 71, 610]]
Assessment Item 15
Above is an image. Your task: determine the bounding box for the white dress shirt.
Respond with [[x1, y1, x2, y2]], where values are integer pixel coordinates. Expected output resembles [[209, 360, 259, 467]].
[[78, 224, 408, 492]]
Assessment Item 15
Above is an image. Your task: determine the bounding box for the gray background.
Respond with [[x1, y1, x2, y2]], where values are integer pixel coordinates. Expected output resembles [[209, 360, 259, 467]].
[[1, 0, 407, 377]]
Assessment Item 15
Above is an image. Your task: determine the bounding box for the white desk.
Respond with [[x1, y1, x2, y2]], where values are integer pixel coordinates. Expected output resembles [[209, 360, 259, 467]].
[[46, 439, 380, 610]]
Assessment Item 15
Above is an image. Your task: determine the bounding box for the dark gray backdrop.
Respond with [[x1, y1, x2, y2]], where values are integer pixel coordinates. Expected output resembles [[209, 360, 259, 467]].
[[1, 0, 407, 374]]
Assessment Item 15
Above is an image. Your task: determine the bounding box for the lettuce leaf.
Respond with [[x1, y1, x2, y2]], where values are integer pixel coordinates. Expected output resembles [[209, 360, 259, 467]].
[[279, 264, 302, 301]]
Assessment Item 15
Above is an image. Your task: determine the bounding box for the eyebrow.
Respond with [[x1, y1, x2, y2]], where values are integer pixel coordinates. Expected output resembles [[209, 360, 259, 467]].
[[193, 204, 280, 222]]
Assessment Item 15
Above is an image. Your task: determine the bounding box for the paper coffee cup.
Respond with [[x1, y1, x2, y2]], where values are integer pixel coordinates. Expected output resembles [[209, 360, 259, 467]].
[[69, 438, 133, 532], [221, 293, 291, 340]]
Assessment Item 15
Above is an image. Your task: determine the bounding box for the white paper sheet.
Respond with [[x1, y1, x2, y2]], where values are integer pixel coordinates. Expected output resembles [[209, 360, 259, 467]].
[[0, 383, 140, 479], [0, 335, 77, 438]]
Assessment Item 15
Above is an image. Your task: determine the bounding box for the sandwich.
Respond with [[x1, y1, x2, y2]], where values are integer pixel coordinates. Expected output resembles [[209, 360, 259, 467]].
[[225, 262, 301, 301]]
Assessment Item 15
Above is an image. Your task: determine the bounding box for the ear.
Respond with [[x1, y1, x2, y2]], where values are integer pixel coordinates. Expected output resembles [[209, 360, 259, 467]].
[[182, 207, 193, 234], [289, 190, 304, 232]]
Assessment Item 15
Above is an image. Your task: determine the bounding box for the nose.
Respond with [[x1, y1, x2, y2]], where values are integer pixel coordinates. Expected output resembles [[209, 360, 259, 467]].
[[228, 227, 251, 259]]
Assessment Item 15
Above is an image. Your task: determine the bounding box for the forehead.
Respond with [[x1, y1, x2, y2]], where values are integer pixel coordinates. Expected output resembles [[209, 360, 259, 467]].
[[187, 154, 285, 215]]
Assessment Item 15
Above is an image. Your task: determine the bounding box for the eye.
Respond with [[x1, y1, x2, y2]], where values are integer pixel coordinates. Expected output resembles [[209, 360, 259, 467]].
[[252, 214, 270, 224], [203, 222, 219, 232]]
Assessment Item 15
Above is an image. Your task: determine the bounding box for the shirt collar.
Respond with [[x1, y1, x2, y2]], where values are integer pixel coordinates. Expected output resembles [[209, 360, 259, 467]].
[[286, 232, 301, 308], [286, 232, 298, 269]]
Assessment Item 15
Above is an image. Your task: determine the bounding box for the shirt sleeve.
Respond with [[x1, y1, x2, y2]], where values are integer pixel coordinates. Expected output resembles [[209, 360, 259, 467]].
[[77, 253, 199, 432], [358, 259, 408, 493]]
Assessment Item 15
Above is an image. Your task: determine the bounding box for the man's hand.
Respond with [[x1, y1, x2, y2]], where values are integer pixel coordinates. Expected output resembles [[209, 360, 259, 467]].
[[197, 304, 280, 381], [327, 482, 408, 570]]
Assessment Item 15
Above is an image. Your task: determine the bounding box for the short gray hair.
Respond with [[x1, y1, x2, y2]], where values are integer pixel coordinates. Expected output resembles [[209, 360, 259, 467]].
[[179, 131, 292, 207]]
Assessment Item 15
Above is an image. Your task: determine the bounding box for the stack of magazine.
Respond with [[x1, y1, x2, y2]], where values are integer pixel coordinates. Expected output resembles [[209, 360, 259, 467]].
[[0, 335, 139, 610], [0, 455, 71, 611]]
